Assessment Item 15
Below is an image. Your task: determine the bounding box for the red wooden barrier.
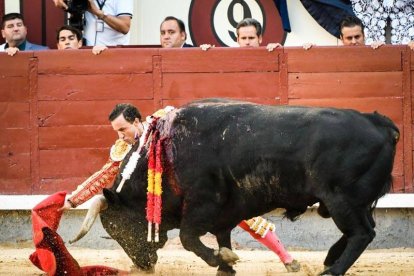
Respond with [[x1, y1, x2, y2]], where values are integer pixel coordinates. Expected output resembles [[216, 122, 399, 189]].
[[0, 46, 412, 195]]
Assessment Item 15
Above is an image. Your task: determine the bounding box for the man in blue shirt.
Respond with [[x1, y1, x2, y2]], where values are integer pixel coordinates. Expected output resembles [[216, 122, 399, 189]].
[[0, 13, 48, 56]]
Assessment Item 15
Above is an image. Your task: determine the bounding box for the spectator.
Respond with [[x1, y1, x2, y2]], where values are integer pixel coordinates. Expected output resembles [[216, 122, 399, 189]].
[[304, 16, 384, 50], [56, 25, 83, 50], [52, 0, 133, 46], [0, 12, 48, 56], [56, 25, 107, 55], [160, 16, 193, 48], [236, 18, 281, 51], [341, 16, 385, 49], [201, 18, 281, 51]]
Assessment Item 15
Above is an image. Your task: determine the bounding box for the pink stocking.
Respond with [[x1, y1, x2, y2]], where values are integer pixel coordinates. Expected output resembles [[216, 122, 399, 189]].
[[238, 220, 293, 264]]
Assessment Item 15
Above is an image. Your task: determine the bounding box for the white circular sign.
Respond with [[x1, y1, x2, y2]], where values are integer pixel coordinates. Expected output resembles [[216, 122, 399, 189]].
[[212, 0, 264, 46]]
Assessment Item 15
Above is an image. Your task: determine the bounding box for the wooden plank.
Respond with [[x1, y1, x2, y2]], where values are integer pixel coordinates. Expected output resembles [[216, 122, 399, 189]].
[[39, 126, 115, 149], [39, 148, 108, 178], [393, 141, 405, 177], [401, 50, 413, 193], [0, 154, 30, 179], [391, 176, 405, 193], [0, 129, 31, 155], [35, 177, 98, 194], [36, 48, 158, 74], [37, 100, 155, 127], [279, 53, 288, 105], [29, 57, 40, 194], [0, 179, 32, 194], [161, 47, 279, 73], [0, 77, 30, 102], [38, 73, 153, 100], [288, 72, 402, 99], [411, 47, 414, 71], [0, 103, 30, 128], [286, 46, 403, 73], [412, 71, 414, 120], [152, 55, 163, 110], [162, 72, 280, 99], [0, 52, 31, 76]]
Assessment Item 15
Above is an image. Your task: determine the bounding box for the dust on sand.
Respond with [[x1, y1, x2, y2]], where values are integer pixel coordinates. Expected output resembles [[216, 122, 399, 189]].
[[1, 237, 413, 276]]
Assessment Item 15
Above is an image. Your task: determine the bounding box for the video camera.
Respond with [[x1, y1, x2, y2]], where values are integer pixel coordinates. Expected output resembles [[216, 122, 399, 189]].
[[66, 0, 89, 31]]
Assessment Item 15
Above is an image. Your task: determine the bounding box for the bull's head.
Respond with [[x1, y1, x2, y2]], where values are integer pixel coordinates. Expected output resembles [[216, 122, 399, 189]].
[[70, 144, 173, 271]]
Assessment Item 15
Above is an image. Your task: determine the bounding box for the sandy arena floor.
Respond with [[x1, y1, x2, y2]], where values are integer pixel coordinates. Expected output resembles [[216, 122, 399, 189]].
[[0, 241, 413, 276]]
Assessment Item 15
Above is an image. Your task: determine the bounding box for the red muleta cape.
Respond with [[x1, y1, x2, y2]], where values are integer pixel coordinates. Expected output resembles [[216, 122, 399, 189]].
[[30, 191, 127, 276]]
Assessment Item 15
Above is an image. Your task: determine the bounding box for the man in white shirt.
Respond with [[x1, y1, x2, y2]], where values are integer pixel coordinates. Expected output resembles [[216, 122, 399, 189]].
[[52, 0, 133, 46]]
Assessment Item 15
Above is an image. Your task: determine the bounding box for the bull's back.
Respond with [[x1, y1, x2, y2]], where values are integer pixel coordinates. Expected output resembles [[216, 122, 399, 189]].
[[171, 101, 390, 161], [169, 101, 398, 208]]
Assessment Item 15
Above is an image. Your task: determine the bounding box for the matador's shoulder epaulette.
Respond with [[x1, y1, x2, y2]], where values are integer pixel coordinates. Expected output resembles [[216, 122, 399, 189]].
[[110, 139, 132, 162], [146, 106, 175, 123]]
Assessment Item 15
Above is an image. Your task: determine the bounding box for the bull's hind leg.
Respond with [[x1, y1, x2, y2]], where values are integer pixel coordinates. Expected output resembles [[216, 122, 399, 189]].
[[323, 235, 347, 269], [324, 206, 376, 269], [321, 199, 375, 275]]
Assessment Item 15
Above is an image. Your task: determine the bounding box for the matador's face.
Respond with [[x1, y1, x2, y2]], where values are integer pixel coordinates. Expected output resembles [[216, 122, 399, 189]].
[[111, 114, 141, 145]]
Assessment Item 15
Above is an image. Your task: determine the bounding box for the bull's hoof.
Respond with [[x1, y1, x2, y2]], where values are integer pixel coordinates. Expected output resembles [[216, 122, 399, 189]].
[[319, 268, 343, 276], [130, 264, 155, 274], [284, 259, 301, 272], [218, 247, 239, 266], [216, 269, 236, 276]]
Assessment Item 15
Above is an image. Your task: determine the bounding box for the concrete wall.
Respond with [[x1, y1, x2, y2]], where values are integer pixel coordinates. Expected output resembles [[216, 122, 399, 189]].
[[2, 208, 413, 250]]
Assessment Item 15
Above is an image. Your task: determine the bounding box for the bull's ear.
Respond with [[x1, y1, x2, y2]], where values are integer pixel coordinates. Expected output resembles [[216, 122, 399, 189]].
[[103, 188, 119, 204]]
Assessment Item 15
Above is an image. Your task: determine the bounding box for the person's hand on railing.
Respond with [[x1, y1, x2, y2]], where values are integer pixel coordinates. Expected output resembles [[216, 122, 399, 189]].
[[92, 45, 108, 55], [266, 43, 282, 52], [302, 43, 315, 50], [408, 41, 414, 50], [370, 41, 385, 49], [5, 47, 19, 56], [200, 44, 214, 51], [52, 0, 68, 10]]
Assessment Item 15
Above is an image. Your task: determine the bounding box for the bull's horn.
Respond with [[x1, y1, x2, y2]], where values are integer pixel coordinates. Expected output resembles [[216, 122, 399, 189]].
[[69, 195, 108, 244]]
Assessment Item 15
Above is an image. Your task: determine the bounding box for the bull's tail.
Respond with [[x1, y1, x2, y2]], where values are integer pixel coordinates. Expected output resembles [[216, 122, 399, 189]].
[[370, 173, 393, 211], [364, 111, 399, 210]]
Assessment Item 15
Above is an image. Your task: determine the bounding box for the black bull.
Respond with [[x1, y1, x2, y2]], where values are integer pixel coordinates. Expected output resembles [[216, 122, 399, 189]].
[[77, 100, 399, 275]]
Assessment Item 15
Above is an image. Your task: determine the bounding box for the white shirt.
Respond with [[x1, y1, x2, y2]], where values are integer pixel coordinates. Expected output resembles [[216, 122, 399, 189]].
[[84, 0, 133, 46]]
